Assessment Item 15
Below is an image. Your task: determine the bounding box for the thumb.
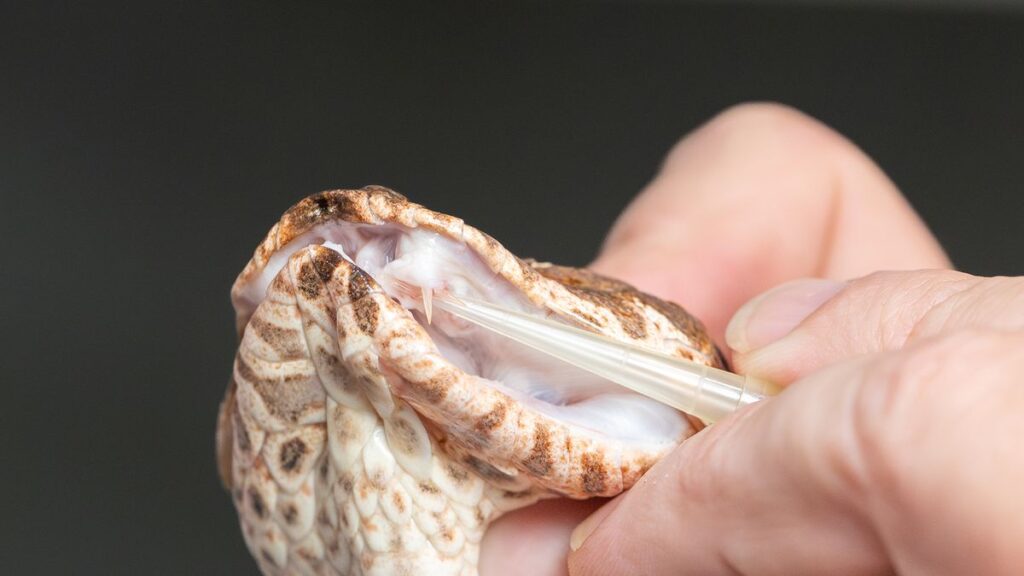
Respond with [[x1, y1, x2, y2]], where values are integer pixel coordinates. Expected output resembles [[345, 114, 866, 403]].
[[726, 270, 1024, 383]]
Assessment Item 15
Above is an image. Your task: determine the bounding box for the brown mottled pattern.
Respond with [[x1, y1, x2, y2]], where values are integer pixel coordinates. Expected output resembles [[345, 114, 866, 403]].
[[531, 262, 721, 362], [218, 186, 723, 575]]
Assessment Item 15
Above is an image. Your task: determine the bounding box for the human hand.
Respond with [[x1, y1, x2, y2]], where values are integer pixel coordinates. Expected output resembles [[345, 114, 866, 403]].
[[481, 102, 951, 575], [569, 270, 1024, 575]]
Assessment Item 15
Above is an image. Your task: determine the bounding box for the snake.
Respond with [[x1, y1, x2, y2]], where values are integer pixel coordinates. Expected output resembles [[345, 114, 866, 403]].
[[216, 186, 723, 575]]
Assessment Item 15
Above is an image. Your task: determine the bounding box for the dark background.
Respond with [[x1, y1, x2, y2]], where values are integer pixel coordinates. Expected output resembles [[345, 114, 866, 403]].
[[4, 1, 1022, 573]]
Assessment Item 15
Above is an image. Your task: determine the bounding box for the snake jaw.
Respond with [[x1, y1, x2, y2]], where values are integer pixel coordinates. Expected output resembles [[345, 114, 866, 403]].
[[221, 186, 722, 575]]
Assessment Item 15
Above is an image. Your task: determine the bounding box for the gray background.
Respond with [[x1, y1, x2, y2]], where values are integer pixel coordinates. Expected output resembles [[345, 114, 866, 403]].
[[3, 1, 1022, 573]]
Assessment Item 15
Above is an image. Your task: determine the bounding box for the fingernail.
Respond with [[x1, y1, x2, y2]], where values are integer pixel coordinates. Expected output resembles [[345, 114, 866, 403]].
[[569, 499, 621, 552], [726, 278, 845, 353]]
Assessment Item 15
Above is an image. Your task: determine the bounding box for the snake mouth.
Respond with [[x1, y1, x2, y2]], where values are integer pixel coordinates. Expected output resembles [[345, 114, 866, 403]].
[[234, 220, 693, 449]]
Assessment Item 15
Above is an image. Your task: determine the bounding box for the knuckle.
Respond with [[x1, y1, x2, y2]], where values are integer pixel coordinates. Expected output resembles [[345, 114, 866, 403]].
[[670, 405, 760, 503], [882, 331, 971, 411], [920, 275, 1024, 335], [847, 343, 939, 495], [849, 329, 1009, 488], [831, 270, 977, 349], [872, 272, 931, 347]]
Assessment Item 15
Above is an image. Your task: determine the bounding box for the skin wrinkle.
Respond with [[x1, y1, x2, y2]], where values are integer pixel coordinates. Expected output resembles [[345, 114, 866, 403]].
[[822, 370, 876, 508], [903, 273, 984, 344], [871, 278, 909, 350], [794, 361, 892, 572], [912, 276, 1024, 339]]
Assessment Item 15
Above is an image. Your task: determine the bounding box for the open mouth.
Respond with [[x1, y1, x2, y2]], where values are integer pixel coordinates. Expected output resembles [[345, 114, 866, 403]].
[[234, 220, 694, 449]]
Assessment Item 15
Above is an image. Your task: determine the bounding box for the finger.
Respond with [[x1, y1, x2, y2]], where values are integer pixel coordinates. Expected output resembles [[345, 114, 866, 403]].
[[569, 330, 1024, 576], [590, 102, 949, 343], [727, 271, 1024, 383], [479, 498, 603, 576]]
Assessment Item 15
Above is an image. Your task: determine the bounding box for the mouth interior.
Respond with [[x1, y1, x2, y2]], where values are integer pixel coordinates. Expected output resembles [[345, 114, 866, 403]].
[[238, 223, 691, 446]]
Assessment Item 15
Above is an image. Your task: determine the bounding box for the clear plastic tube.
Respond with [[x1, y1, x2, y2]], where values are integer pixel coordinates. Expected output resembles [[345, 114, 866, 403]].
[[431, 292, 779, 423]]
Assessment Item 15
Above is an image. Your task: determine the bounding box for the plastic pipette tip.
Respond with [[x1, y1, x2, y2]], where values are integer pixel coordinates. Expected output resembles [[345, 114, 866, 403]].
[[390, 280, 776, 422]]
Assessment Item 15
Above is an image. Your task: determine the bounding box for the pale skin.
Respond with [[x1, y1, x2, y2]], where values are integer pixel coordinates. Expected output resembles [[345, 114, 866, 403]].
[[479, 102, 1024, 575]]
